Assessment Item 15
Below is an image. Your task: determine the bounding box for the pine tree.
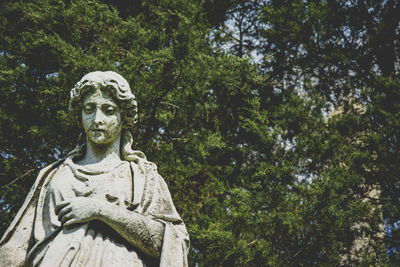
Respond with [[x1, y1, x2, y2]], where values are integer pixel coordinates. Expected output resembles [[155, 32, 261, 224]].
[[1, 0, 399, 266]]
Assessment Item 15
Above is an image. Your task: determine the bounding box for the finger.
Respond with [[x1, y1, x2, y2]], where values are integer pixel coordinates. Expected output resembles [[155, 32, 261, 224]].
[[61, 213, 74, 225], [58, 206, 72, 222], [55, 201, 70, 214], [64, 218, 82, 227]]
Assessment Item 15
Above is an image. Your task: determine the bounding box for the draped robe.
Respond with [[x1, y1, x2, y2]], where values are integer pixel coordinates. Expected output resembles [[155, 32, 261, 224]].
[[0, 156, 189, 267]]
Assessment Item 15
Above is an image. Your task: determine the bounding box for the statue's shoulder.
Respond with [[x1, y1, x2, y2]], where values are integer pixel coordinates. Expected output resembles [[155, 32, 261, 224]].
[[37, 158, 66, 176], [140, 159, 171, 186], [32, 159, 69, 187], [125, 149, 159, 174], [143, 159, 158, 171]]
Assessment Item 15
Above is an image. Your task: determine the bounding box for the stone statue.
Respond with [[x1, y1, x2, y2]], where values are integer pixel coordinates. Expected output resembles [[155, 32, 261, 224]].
[[0, 71, 189, 266]]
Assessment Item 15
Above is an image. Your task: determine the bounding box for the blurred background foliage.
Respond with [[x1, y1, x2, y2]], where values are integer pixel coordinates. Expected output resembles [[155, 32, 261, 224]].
[[1, 0, 400, 265]]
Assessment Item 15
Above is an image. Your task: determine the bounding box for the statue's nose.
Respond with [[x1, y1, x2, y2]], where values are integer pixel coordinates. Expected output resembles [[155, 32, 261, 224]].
[[94, 109, 106, 124]]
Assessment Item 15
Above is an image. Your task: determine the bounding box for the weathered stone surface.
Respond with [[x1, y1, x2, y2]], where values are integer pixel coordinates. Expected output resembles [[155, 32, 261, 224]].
[[0, 71, 189, 267]]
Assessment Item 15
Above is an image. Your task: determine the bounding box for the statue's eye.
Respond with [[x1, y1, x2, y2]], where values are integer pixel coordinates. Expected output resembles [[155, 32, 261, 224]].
[[104, 106, 117, 115], [83, 105, 95, 113]]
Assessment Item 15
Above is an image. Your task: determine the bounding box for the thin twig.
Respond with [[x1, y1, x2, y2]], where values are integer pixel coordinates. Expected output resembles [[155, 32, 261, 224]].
[[2, 169, 35, 188], [160, 101, 181, 109]]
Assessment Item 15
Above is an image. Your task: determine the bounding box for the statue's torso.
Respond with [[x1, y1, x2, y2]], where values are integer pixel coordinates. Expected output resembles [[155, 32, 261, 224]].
[[28, 158, 147, 267]]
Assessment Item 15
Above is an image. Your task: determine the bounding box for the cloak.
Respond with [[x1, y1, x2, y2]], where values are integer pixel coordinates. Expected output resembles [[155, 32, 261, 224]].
[[0, 158, 189, 266]]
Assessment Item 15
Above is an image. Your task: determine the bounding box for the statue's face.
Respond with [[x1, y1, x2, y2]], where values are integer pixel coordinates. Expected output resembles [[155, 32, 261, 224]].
[[81, 88, 122, 145]]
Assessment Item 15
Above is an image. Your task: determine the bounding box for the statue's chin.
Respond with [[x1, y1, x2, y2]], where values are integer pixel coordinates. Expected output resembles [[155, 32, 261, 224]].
[[88, 133, 112, 145]]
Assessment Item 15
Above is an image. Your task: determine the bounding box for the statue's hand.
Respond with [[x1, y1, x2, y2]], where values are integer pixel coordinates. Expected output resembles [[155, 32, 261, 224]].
[[55, 197, 102, 227]]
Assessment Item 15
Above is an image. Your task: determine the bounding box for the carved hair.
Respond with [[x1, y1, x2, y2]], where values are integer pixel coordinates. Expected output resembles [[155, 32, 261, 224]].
[[67, 71, 146, 165], [69, 71, 138, 128]]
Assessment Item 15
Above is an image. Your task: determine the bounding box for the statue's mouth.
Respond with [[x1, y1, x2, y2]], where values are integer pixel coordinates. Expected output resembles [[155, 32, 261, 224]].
[[91, 128, 105, 132]]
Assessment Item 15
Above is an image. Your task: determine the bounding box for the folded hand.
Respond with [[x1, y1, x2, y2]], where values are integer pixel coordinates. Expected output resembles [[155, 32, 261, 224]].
[[55, 197, 102, 227]]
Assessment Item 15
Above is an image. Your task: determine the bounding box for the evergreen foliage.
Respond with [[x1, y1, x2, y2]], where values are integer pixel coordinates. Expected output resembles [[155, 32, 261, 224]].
[[1, 0, 399, 266]]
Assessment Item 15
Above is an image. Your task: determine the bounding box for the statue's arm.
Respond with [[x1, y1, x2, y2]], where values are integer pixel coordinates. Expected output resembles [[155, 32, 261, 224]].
[[97, 202, 164, 257], [56, 198, 164, 258]]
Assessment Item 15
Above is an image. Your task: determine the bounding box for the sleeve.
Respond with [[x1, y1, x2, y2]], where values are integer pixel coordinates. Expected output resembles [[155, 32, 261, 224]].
[[139, 163, 190, 267]]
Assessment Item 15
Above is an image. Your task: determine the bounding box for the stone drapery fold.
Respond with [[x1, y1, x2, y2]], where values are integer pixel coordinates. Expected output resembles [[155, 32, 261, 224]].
[[0, 158, 189, 267]]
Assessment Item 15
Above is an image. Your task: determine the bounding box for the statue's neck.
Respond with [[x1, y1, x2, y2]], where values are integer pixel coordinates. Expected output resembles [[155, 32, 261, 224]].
[[79, 135, 122, 166]]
